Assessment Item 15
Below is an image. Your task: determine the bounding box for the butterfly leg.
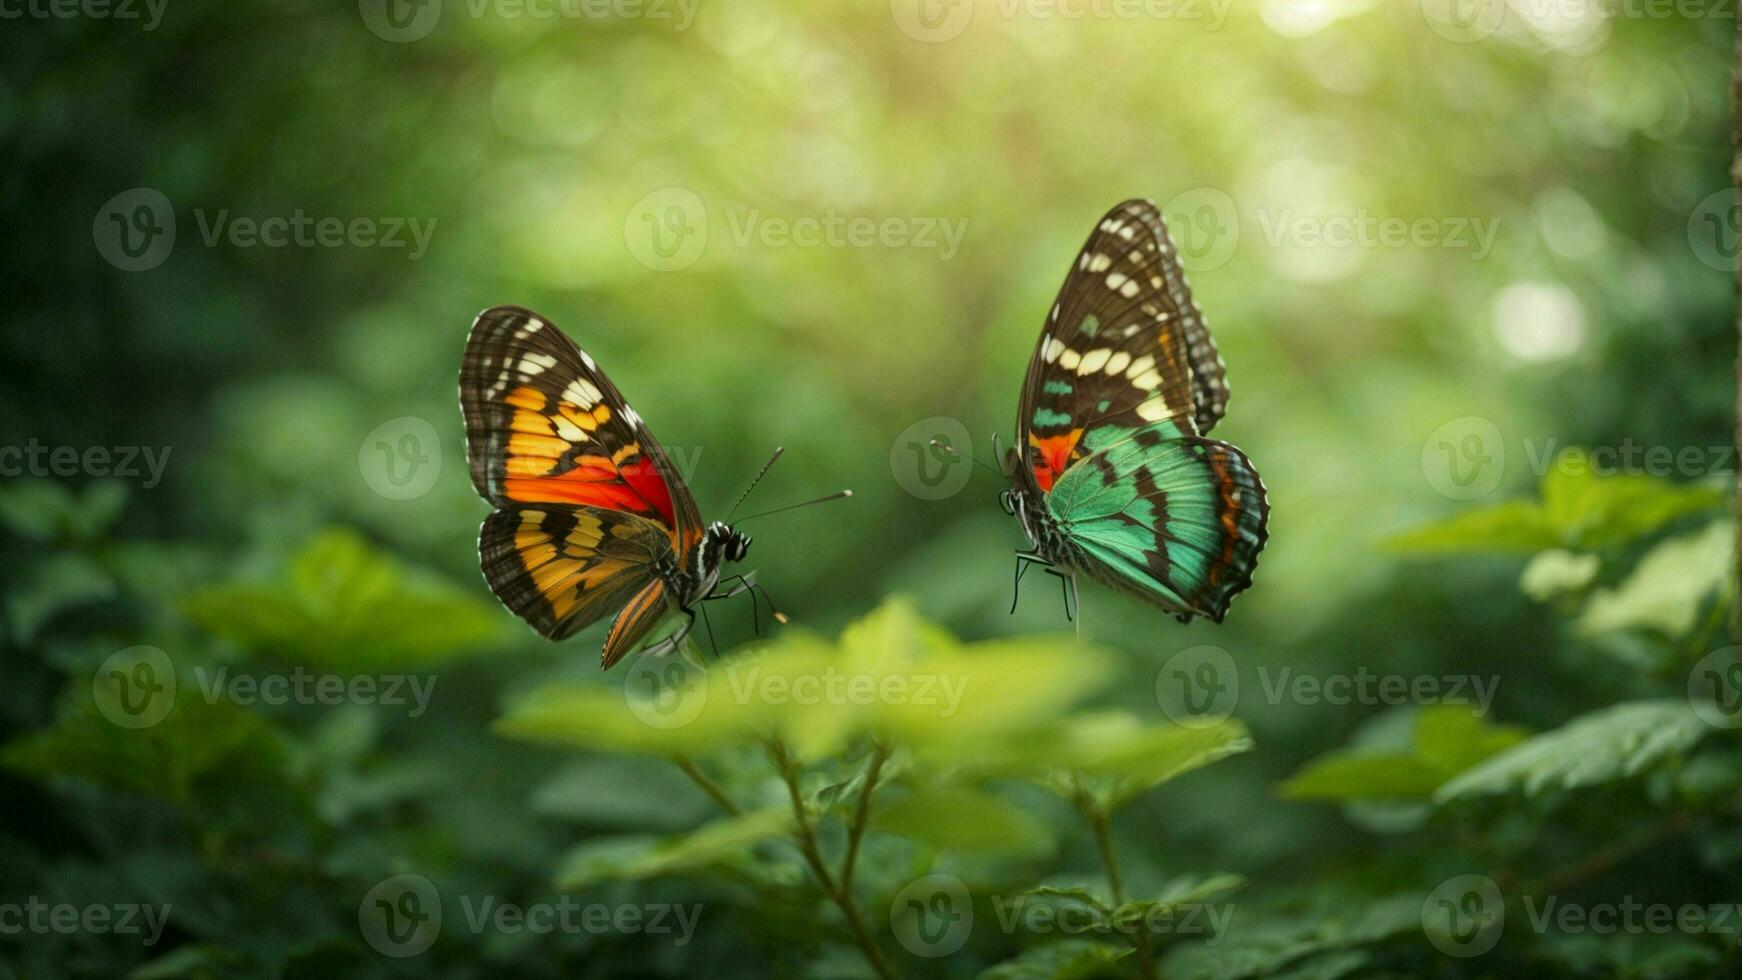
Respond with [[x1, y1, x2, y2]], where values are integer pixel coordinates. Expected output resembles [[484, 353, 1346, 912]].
[[697, 602, 721, 658], [1010, 551, 1047, 615], [709, 572, 762, 635], [1043, 566, 1079, 626]]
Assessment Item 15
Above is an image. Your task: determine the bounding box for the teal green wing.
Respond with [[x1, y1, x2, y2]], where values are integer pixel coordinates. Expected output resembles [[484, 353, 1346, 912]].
[[1046, 420, 1268, 622]]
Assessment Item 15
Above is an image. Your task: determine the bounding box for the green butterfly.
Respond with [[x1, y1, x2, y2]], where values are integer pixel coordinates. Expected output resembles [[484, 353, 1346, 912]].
[[1000, 199, 1270, 625]]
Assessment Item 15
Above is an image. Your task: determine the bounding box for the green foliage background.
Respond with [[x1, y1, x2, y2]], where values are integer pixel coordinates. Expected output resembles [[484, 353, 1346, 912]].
[[3, 1, 1741, 977]]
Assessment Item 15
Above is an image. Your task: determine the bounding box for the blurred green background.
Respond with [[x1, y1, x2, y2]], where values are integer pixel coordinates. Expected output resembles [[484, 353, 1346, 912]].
[[4, 0, 1741, 977]]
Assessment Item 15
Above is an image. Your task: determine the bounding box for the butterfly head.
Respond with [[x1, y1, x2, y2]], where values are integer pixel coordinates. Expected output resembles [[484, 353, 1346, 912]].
[[706, 521, 753, 564], [998, 487, 1018, 516]]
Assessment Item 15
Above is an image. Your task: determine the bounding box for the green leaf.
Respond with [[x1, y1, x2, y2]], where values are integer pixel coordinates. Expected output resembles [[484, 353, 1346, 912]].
[[1, 683, 287, 804], [1282, 706, 1527, 803], [1385, 451, 1724, 555], [0, 479, 128, 542], [1160, 893, 1419, 980], [873, 785, 1051, 855], [182, 528, 503, 670], [555, 805, 795, 887], [1576, 520, 1732, 639], [962, 712, 1251, 806], [1540, 452, 1725, 549], [6, 552, 116, 644], [977, 940, 1132, 980], [1383, 500, 1561, 555], [1519, 548, 1600, 601], [1435, 700, 1711, 801]]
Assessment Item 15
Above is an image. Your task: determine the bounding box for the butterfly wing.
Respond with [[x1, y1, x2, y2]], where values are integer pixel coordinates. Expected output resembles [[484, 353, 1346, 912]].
[[460, 305, 704, 553], [477, 505, 668, 642], [1015, 199, 1229, 494], [601, 579, 669, 669], [1047, 422, 1268, 622]]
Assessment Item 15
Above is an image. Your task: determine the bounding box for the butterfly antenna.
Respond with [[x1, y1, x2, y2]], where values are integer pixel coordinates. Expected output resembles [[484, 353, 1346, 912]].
[[726, 446, 785, 520], [929, 439, 1008, 481], [734, 489, 853, 524]]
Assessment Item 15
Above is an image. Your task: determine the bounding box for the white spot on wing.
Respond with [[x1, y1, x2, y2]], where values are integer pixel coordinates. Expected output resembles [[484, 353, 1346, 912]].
[[564, 378, 602, 407], [1077, 348, 1111, 375]]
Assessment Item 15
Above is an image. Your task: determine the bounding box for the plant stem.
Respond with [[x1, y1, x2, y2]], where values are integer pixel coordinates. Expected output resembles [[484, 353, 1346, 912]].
[[840, 740, 890, 896], [1073, 776, 1157, 980], [767, 737, 898, 980], [674, 756, 741, 816]]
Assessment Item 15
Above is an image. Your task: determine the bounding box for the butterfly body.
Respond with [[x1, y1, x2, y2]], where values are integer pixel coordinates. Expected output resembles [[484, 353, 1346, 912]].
[[1002, 200, 1270, 624], [461, 306, 758, 667]]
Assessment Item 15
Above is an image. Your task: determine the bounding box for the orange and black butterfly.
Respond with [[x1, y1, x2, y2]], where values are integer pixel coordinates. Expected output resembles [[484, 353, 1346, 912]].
[[460, 305, 833, 668]]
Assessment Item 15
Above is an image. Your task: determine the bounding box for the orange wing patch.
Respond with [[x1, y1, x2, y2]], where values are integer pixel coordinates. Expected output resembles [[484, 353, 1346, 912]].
[[1028, 428, 1084, 493], [495, 385, 678, 523]]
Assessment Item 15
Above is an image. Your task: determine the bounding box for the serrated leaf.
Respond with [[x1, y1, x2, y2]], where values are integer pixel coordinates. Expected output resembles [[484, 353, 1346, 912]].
[[1576, 521, 1732, 639], [555, 805, 795, 887], [1283, 706, 1526, 802], [182, 528, 503, 670], [873, 785, 1051, 855], [1435, 700, 1710, 801], [1, 684, 287, 804], [977, 940, 1132, 980], [961, 712, 1250, 806], [1385, 452, 1724, 555]]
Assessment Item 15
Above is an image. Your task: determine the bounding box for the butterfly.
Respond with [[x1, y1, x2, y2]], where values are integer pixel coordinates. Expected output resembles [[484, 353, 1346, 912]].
[[999, 199, 1269, 625], [460, 305, 789, 668]]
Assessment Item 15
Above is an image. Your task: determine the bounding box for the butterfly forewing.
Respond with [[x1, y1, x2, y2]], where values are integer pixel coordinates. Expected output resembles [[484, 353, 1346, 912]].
[[1016, 199, 1229, 493], [460, 305, 703, 549]]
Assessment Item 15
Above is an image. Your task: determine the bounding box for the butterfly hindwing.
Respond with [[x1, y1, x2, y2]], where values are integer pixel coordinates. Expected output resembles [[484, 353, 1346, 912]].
[[1017, 199, 1229, 493], [602, 579, 670, 669], [1046, 421, 1268, 622], [477, 505, 669, 641], [461, 305, 703, 549]]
